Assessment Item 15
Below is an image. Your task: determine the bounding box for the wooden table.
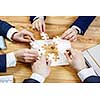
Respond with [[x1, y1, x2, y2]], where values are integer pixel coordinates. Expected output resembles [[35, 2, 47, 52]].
[[0, 16, 100, 83]]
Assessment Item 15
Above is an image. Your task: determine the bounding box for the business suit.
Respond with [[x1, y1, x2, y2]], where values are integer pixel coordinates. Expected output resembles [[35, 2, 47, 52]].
[[0, 20, 14, 72], [30, 16, 95, 35], [23, 78, 40, 83], [84, 76, 100, 83], [23, 75, 100, 83], [71, 16, 96, 35]]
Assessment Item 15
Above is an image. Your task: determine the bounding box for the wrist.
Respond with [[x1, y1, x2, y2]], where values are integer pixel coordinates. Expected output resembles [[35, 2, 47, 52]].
[[11, 32, 18, 41], [77, 65, 88, 72], [71, 27, 79, 34], [14, 51, 19, 62], [71, 25, 81, 34]]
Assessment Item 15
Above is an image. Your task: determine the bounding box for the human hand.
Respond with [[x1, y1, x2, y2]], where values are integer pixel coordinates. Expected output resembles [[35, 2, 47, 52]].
[[61, 27, 78, 42], [31, 55, 51, 78], [14, 48, 39, 63], [64, 48, 87, 72], [32, 17, 45, 33], [12, 29, 35, 43]]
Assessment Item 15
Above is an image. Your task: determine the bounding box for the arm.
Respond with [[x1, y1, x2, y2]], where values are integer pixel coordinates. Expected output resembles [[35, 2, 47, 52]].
[[0, 20, 18, 39], [0, 54, 6, 72], [71, 16, 96, 35], [84, 76, 100, 83], [61, 16, 96, 42], [23, 55, 51, 83], [30, 16, 46, 33], [65, 48, 100, 83]]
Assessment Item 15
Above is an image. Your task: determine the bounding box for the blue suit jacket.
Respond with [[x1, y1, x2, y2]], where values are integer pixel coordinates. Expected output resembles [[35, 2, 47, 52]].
[[0, 20, 14, 72], [71, 16, 96, 35], [30, 16, 95, 35], [84, 76, 100, 83]]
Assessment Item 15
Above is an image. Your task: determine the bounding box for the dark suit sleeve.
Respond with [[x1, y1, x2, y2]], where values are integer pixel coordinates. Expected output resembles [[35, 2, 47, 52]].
[[23, 78, 40, 83], [71, 16, 96, 35], [0, 54, 6, 72], [0, 20, 14, 38], [30, 16, 46, 24], [83, 76, 100, 83]]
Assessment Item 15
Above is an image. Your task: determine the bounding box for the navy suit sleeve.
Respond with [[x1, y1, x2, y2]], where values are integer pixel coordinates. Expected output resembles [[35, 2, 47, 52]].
[[71, 16, 96, 35], [0, 20, 14, 38], [83, 76, 100, 83], [30, 16, 46, 23], [23, 78, 40, 83], [0, 54, 6, 72]]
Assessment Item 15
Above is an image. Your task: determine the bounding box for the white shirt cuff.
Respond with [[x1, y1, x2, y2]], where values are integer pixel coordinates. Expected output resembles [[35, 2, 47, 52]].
[[72, 25, 81, 34], [30, 73, 45, 83], [78, 67, 97, 82], [6, 52, 16, 68], [33, 16, 44, 22], [7, 28, 18, 41]]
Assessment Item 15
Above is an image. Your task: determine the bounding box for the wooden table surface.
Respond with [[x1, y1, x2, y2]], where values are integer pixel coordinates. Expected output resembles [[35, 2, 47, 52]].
[[0, 16, 100, 83]]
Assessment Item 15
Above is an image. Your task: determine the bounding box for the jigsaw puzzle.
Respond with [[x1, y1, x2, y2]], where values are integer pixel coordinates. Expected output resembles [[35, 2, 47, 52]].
[[30, 36, 71, 66]]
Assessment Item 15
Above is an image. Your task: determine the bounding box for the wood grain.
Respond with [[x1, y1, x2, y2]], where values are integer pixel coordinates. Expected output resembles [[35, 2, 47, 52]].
[[0, 16, 100, 83]]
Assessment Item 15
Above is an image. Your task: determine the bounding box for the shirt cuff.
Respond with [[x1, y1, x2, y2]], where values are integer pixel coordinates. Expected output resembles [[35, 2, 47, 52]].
[[7, 28, 18, 41], [6, 52, 16, 68], [33, 16, 44, 22], [30, 73, 45, 83], [71, 25, 81, 34], [78, 67, 97, 82]]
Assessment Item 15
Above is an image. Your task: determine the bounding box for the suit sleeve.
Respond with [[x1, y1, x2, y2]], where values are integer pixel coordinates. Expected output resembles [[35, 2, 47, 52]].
[[0, 54, 6, 72], [71, 16, 96, 35], [83, 76, 100, 83], [0, 20, 14, 38], [23, 78, 40, 83], [30, 16, 46, 23]]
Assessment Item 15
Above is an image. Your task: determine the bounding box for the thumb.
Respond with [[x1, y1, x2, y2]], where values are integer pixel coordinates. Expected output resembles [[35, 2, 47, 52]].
[[64, 51, 71, 63], [20, 38, 30, 43]]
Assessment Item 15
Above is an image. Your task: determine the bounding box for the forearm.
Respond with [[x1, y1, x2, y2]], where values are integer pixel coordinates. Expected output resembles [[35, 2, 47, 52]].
[[0, 20, 18, 40], [70, 16, 96, 35]]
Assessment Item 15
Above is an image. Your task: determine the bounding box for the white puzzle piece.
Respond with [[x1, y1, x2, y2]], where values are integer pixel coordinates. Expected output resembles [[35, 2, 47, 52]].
[[30, 37, 71, 66]]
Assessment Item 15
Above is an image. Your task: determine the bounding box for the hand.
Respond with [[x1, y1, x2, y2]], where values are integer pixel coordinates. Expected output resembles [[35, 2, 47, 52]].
[[64, 48, 87, 72], [61, 27, 78, 42], [14, 48, 39, 63], [32, 17, 45, 33], [12, 29, 35, 43], [31, 55, 51, 78]]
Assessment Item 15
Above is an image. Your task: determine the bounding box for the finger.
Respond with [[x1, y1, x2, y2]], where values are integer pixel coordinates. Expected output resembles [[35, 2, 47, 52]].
[[64, 51, 72, 62], [42, 21, 46, 32], [69, 35, 77, 42], [73, 37, 77, 42], [32, 22, 35, 29], [22, 30, 35, 41], [24, 59, 36, 63], [26, 49, 39, 56], [24, 53, 39, 58], [46, 59, 52, 66], [61, 29, 72, 39], [39, 21, 43, 33], [64, 32, 74, 40], [20, 38, 30, 43], [36, 22, 40, 31], [25, 32, 35, 41], [40, 55, 46, 63]]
